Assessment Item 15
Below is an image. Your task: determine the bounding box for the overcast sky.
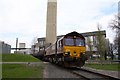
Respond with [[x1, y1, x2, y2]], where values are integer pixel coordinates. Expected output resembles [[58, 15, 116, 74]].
[[0, 0, 119, 48]]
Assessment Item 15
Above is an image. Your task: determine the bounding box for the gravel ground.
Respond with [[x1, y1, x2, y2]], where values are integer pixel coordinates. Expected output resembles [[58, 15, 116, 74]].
[[82, 66, 120, 79], [43, 62, 120, 79], [43, 63, 81, 78]]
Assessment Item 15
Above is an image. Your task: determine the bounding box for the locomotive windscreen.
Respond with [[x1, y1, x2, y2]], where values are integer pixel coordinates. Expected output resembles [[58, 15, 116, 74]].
[[64, 31, 85, 46], [64, 37, 85, 46], [65, 38, 74, 46], [75, 38, 85, 46]]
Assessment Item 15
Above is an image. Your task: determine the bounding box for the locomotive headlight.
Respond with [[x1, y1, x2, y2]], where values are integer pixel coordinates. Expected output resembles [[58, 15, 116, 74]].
[[81, 52, 85, 54], [65, 52, 70, 55], [65, 52, 68, 54]]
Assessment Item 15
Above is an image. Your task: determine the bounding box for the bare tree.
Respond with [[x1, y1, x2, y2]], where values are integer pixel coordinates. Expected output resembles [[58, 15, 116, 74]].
[[31, 37, 38, 54], [96, 24, 106, 63], [109, 15, 120, 60], [87, 37, 93, 59], [31, 37, 38, 45], [110, 43, 114, 60], [112, 35, 118, 54], [109, 15, 120, 30]]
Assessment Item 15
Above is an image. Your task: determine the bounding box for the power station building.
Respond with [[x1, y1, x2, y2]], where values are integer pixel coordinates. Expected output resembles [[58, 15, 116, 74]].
[[31, 0, 108, 56], [32, 30, 106, 54], [14, 43, 31, 54], [0, 41, 11, 54]]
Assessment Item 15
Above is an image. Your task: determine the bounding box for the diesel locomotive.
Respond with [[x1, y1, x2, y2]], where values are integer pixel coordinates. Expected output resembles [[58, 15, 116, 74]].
[[44, 31, 87, 67]]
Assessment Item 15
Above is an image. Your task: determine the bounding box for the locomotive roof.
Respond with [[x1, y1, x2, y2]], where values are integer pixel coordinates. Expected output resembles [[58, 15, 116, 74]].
[[64, 31, 85, 39]]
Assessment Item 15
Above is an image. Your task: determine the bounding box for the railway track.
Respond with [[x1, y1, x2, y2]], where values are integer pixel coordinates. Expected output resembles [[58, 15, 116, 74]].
[[43, 63, 119, 79], [68, 67, 119, 80]]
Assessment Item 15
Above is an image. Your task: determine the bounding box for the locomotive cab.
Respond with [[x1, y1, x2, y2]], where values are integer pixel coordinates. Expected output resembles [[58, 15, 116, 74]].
[[45, 31, 87, 67], [61, 32, 87, 67], [63, 37, 86, 59]]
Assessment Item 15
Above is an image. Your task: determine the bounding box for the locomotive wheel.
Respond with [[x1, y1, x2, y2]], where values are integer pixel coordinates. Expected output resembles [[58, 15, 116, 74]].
[[63, 61, 70, 68], [49, 57, 53, 63], [77, 59, 85, 67]]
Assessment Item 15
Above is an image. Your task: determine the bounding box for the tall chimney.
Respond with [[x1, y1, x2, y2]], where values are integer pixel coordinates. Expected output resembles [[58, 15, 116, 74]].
[[46, 0, 57, 44]]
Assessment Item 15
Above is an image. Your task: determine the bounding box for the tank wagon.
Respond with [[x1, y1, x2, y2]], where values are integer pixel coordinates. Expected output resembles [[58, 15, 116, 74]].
[[44, 31, 87, 67]]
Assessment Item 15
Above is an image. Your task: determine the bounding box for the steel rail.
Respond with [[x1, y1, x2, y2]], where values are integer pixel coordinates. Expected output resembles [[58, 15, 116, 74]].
[[68, 67, 120, 80]]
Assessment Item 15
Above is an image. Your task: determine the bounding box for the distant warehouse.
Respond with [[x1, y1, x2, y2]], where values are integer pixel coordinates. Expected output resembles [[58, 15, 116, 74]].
[[0, 41, 11, 54]]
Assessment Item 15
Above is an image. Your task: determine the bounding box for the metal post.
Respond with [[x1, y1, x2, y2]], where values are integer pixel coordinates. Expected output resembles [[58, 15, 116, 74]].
[[16, 38, 18, 53]]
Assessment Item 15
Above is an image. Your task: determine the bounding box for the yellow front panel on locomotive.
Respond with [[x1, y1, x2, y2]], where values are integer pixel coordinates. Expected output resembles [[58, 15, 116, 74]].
[[63, 46, 86, 58]]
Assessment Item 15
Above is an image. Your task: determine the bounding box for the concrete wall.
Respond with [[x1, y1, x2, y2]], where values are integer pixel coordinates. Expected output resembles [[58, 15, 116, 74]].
[[0, 41, 11, 54]]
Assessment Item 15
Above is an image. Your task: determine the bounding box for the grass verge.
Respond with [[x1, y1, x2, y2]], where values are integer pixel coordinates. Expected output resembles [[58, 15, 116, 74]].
[[0, 64, 2, 79], [84, 63, 120, 71], [2, 63, 44, 78], [0, 54, 2, 62], [0, 54, 2, 79], [2, 54, 40, 62]]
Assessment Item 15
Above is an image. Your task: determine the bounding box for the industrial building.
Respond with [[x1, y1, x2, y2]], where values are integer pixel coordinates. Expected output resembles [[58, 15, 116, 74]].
[[13, 43, 31, 54], [31, 30, 106, 54], [0, 41, 11, 54], [30, 0, 114, 60], [31, 0, 108, 56]]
